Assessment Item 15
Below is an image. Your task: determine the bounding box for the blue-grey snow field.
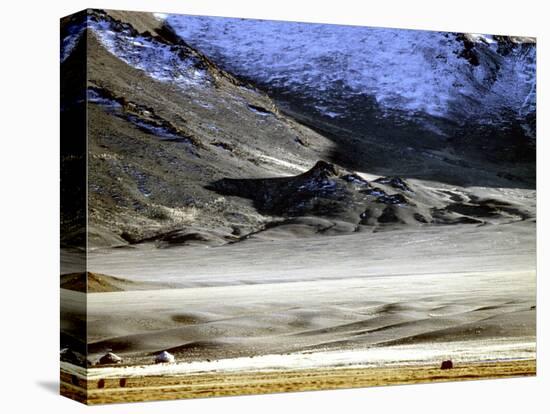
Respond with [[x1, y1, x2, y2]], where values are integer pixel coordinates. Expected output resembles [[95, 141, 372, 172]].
[[60, 10, 535, 373]]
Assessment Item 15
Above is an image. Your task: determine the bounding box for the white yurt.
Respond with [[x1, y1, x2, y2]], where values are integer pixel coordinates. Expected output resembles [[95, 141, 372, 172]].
[[155, 350, 175, 364]]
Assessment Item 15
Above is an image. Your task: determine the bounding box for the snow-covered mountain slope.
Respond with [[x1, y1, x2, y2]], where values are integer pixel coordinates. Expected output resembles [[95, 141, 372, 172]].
[[89, 17, 212, 89], [164, 15, 536, 140], [60, 10, 536, 249]]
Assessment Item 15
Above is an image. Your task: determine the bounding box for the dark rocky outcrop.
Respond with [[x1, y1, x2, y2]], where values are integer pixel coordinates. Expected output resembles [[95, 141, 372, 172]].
[[208, 160, 531, 236], [60, 348, 88, 366], [373, 176, 412, 192], [378, 207, 400, 224], [207, 161, 348, 217], [376, 194, 408, 205]]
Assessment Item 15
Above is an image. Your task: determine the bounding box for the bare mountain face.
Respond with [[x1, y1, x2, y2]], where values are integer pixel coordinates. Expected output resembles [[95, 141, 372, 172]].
[[60, 10, 535, 249]]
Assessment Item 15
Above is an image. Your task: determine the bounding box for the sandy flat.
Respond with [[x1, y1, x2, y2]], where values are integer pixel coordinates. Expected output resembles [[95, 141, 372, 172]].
[[82, 269, 535, 364], [87, 221, 535, 287]]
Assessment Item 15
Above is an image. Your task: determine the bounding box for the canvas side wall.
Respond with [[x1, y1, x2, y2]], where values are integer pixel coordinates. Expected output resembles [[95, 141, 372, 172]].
[[60, 9, 89, 404]]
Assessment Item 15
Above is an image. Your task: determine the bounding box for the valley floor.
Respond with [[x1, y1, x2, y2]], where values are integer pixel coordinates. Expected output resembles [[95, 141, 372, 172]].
[[74, 219, 536, 363], [60, 211, 536, 403]]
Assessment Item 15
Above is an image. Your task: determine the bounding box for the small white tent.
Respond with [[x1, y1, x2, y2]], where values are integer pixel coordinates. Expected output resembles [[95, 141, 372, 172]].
[[155, 351, 175, 363]]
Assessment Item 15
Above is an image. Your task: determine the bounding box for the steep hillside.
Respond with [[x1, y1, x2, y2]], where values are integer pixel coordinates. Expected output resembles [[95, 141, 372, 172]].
[[60, 10, 536, 249], [62, 10, 336, 247]]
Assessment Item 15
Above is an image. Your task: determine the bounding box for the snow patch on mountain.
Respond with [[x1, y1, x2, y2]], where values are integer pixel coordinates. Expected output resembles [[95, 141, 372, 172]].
[[153, 13, 169, 22], [88, 15, 212, 90]]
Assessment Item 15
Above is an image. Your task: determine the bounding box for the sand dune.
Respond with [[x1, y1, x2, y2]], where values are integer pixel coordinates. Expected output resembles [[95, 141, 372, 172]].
[[78, 220, 536, 367], [61, 271, 172, 293], [83, 269, 535, 365]]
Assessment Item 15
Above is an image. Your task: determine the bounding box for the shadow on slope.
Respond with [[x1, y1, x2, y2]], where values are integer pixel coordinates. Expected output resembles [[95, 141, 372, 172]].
[[206, 160, 532, 243]]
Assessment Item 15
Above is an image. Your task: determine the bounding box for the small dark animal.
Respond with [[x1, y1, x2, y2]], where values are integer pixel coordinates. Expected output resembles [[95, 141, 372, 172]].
[[440, 360, 453, 370]]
